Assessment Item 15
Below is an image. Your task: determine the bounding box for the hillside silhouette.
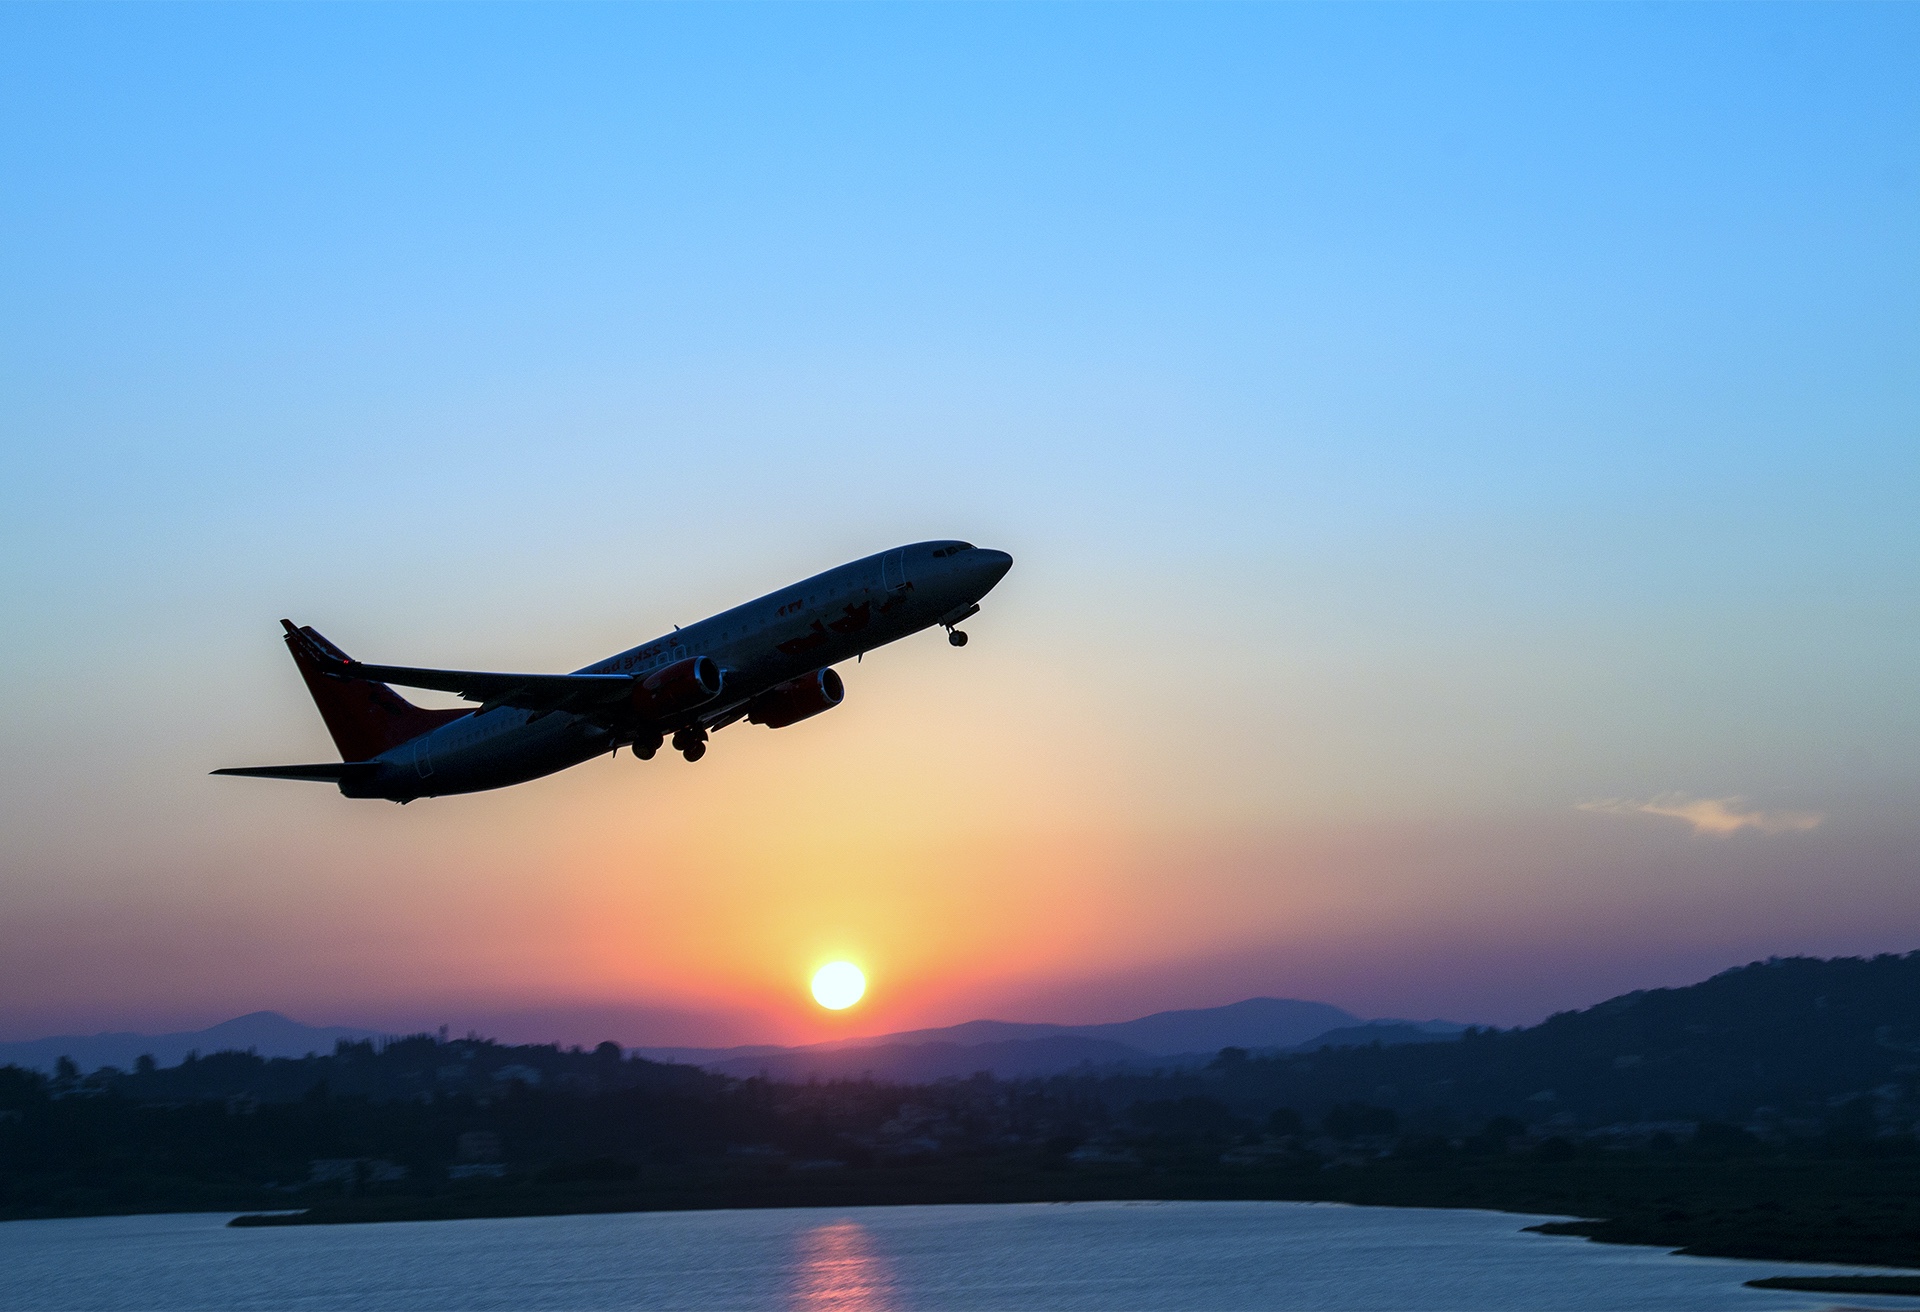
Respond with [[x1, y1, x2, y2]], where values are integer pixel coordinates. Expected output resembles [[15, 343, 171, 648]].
[[1185, 952, 1920, 1130]]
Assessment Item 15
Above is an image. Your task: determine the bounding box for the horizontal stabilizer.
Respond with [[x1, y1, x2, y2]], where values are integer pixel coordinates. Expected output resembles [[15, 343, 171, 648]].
[[211, 762, 382, 783]]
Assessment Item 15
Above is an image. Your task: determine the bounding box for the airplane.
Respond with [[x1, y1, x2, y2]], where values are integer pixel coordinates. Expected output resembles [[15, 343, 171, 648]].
[[214, 541, 1013, 803]]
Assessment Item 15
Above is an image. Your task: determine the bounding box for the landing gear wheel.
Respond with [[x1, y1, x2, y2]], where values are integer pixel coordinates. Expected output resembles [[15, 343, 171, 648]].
[[672, 728, 708, 762], [633, 739, 659, 761], [948, 629, 969, 647], [681, 741, 706, 762]]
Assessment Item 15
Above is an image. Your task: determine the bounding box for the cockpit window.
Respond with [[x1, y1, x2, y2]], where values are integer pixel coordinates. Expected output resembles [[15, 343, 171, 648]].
[[931, 543, 975, 558]]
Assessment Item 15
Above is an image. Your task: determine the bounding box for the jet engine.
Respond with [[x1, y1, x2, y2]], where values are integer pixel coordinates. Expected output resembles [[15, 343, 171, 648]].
[[747, 667, 845, 728], [631, 655, 725, 721]]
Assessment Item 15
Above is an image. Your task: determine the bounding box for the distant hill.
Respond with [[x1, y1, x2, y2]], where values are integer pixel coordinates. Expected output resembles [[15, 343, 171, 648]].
[[701, 1035, 1151, 1082], [638, 997, 1376, 1080], [1289, 1019, 1470, 1051], [0, 1012, 383, 1075], [1099, 1019, 1471, 1076], [1074, 998, 1361, 1055]]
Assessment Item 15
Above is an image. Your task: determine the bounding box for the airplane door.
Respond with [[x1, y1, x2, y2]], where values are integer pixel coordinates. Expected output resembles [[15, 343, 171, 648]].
[[413, 733, 434, 778], [882, 549, 908, 593]]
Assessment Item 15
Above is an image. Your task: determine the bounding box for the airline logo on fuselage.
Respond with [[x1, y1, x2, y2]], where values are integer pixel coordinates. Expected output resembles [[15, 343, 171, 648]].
[[596, 643, 688, 675]]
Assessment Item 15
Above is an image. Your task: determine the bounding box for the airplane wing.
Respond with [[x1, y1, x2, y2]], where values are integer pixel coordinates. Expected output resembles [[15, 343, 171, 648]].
[[332, 660, 633, 713], [280, 620, 633, 715]]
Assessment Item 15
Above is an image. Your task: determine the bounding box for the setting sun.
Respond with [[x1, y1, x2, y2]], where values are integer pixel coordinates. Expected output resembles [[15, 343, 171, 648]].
[[810, 961, 866, 1010]]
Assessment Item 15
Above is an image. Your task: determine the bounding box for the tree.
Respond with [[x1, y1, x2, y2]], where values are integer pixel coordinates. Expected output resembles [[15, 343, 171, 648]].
[[1323, 1102, 1399, 1140], [1267, 1107, 1304, 1136]]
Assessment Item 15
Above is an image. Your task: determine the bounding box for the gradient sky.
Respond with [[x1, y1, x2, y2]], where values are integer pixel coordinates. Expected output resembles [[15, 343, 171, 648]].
[[3, 4, 1917, 1048]]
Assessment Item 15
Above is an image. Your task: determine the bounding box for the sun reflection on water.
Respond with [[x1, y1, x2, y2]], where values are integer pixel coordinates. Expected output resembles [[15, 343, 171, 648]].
[[789, 1221, 900, 1312]]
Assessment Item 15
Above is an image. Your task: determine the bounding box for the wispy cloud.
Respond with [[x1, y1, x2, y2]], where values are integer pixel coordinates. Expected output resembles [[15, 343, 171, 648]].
[[1576, 793, 1824, 837]]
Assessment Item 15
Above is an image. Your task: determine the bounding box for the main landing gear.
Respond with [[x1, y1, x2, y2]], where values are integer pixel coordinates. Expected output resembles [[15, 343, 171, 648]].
[[629, 728, 704, 762]]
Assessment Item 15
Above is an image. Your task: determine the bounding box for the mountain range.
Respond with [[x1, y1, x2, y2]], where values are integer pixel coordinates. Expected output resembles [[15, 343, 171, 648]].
[[0, 1011, 384, 1075], [636, 998, 1468, 1080], [0, 998, 1467, 1079]]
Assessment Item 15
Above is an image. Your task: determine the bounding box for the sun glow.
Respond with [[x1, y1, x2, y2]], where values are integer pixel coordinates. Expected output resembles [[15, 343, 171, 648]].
[[810, 961, 866, 1010]]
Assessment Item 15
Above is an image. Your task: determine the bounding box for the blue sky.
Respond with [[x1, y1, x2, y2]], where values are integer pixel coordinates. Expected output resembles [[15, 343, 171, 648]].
[[2, 4, 1916, 1043]]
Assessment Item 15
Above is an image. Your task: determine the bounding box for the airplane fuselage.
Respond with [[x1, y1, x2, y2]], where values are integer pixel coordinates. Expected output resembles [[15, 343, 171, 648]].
[[334, 541, 1009, 801]]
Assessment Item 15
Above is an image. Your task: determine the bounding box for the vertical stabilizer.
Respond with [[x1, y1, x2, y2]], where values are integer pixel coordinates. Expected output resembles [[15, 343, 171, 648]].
[[280, 620, 468, 761]]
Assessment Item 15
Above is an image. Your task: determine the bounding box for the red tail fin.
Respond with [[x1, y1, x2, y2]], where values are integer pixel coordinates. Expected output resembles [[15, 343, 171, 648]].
[[280, 620, 468, 761]]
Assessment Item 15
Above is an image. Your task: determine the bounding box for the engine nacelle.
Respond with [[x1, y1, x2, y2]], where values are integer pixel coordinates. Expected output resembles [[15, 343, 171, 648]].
[[631, 655, 725, 722], [747, 667, 844, 729]]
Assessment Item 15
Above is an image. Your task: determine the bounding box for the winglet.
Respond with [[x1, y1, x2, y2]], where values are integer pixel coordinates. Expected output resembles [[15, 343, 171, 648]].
[[281, 619, 358, 675]]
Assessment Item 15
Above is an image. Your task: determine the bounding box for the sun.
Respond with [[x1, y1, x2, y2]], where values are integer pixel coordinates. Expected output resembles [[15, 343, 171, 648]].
[[810, 961, 866, 1010]]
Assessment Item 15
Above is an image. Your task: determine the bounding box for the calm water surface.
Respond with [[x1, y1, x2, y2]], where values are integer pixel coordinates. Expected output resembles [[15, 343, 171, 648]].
[[2, 1201, 1916, 1312]]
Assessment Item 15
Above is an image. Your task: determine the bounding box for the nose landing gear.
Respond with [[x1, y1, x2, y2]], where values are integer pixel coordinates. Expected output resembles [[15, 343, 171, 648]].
[[671, 727, 708, 762], [937, 603, 980, 648]]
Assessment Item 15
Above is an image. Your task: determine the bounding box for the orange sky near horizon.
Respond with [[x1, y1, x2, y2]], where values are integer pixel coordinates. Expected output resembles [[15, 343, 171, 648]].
[[8, 615, 1913, 1047]]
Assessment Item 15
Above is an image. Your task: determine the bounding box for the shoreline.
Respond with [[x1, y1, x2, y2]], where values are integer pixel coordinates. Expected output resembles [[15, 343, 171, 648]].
[[14, 1150, 1920, 1273], [184, 1154, 1920, 1272]]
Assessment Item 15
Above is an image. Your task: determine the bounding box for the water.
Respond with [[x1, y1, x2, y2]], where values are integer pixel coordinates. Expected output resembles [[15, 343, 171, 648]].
[[2, 1201, 1916, 1312]]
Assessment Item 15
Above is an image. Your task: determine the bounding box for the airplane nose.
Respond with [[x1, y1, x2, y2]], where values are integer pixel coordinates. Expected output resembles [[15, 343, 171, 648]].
[[976, 548, 1013, 585]]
